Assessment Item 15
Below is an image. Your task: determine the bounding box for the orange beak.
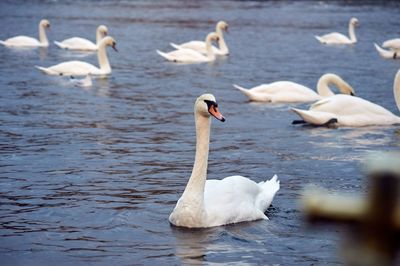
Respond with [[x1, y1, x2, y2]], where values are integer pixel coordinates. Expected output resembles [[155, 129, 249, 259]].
[[209, 105, 225, 122]]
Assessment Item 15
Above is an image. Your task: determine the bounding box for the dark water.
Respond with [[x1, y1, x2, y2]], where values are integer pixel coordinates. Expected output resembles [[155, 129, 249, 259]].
[[1, 1, 400, 265]]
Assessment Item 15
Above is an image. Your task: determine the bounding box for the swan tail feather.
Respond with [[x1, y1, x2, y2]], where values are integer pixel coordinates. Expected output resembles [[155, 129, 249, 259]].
[[233, 84, 252, 98], [374, 43, 395, 59], [256, 175, 280, 212], [156, 50, 173, 61], [291, 108, 338, 126], [0, 40, 6, 46], [35, 66, 58, 75], [170, 43, 181, 50], [54, 41, 67, 49], [315, 35, 324, 43]]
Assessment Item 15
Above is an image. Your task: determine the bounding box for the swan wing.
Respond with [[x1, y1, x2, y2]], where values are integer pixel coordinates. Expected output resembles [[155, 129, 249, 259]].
[[37, 61, 100, 76], [171, 40, 221, 55], [1, 36, 40, 47], [54, 37, 97, 50], [315, 32, 351, 44], [204, 175, 279, 226], [157, 48, 207, 63], [382, 38, 400, 51]]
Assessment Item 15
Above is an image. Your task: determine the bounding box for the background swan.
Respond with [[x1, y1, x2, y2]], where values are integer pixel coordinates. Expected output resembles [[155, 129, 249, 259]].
[[291, 70, 400, 127], [54, 25, 108, 51], [170, 21, 229, 56], [315, 17, 358, 45], [157, 32, 219, 63], [374, 43, 399, 59], [35, 36, 117, 76], [234, 73, 355, 103], [169, 94, 280, 228], [0, 19, 50, 48]]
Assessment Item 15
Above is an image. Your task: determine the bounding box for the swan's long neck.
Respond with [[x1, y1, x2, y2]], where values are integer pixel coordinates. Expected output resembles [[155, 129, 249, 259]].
[[348, 22, 356, 43], [181, 113, 210, 204], [39, 24, 48, 46], [394, 70, 400, 113], [317, 74, 352, 97], [97, 43, 111, 73], [96, 30, 102, 45], [205, 37, 216, 61], [216, 28, 228, 54]]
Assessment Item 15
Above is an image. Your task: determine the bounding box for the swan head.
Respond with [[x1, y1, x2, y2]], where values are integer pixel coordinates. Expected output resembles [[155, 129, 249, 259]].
[[98, 25, 108, 37], [217, 21, 229, 33], [206, 32, 220, 44], [40, 19, 50, 29], [195, 94, 225, 122], [100, 36, 118, 52], [350, 17, 359, 27]]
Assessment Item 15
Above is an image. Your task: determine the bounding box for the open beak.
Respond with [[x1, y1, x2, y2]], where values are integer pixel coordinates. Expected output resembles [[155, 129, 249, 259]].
[[209, 105, 225, 122]]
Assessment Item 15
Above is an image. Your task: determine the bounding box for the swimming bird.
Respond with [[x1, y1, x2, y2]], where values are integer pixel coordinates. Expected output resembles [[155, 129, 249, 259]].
[[0, 19, 50, 48], [169, 94, 280, 228], [234, 73, 355, 103], [157, 33, 219, 64], [170, 21, 229, 56], [54, 25, 108, 51], [315, 17, 359, 45], [374, 43, 399, 59], [35, 36, 117, 76], [291, 70, 400, 127]]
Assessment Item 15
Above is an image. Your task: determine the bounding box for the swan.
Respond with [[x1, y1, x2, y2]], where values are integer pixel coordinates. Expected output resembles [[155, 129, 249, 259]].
[[291, 70, 400, 127], [233, 73, 355, 103], [169, 94, 280, 228], [374, 43, 399, 59], [0, 19, 50, 48], [170, 21, 229, 56], [54, 25, 108, 51], [157, 32, 219, 63], [35, 36, 117, 76], [315, 17, 359, 45]]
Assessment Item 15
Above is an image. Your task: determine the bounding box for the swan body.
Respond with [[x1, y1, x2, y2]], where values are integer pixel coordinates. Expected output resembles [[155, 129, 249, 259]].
[[169, 94, 280, 228], [170, 21, 229, 56], [234, 73, 355, 103], [157, 32, 219, 63], [291, 70, 400, 127], [315, 18, 358, 45], [36, 36, 117, 76], [374, 43, 398, 59], [0, 19, 50, 48], [54, 25, 108, 51]]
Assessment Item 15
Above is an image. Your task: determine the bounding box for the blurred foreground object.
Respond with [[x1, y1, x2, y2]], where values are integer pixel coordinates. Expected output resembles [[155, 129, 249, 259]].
[[302, 152, 400, 266]]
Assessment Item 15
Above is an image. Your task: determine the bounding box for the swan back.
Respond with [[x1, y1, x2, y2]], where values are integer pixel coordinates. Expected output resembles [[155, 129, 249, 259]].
[[394, 70, 400, 112]]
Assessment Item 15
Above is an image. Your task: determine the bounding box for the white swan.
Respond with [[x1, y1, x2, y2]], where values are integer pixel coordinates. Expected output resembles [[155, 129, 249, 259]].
[[383, 38, 400, 51], [157, 32, 219, 64], [169, 94, 280, 228], [374, 43, 399, 60], [291, 70, 400, 127], [170, 21, 229, 56], [315, 17, 359, 45], [234, 73, 355, 103], [54, 25, 108, 51], [35, 36, 117, 76], [0, 19, 50, 48]]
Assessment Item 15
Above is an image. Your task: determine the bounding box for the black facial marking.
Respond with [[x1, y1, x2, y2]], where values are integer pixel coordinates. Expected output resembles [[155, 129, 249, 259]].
[[204, 100, 217, 109]]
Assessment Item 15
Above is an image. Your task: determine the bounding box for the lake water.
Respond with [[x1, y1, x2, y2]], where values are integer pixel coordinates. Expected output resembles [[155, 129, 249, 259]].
[[1, 1, 400, 265]]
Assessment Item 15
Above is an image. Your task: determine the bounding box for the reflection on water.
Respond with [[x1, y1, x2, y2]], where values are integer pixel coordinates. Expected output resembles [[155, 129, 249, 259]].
[[1, 0, 400, 265]]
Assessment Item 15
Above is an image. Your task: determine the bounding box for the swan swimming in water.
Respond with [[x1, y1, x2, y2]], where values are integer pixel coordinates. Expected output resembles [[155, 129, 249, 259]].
[[0, 19, 50, 48], [374, 39, 400, 59], [170, 21, 229, 56], [315, 17, 359, 45], [291, 70, 400, 127], [54, 25, 108, 51], [169, 94, 280, 228], [35, 36, 117, 76], [234, 73, 355, 103], [157, 32, 219, 64]]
